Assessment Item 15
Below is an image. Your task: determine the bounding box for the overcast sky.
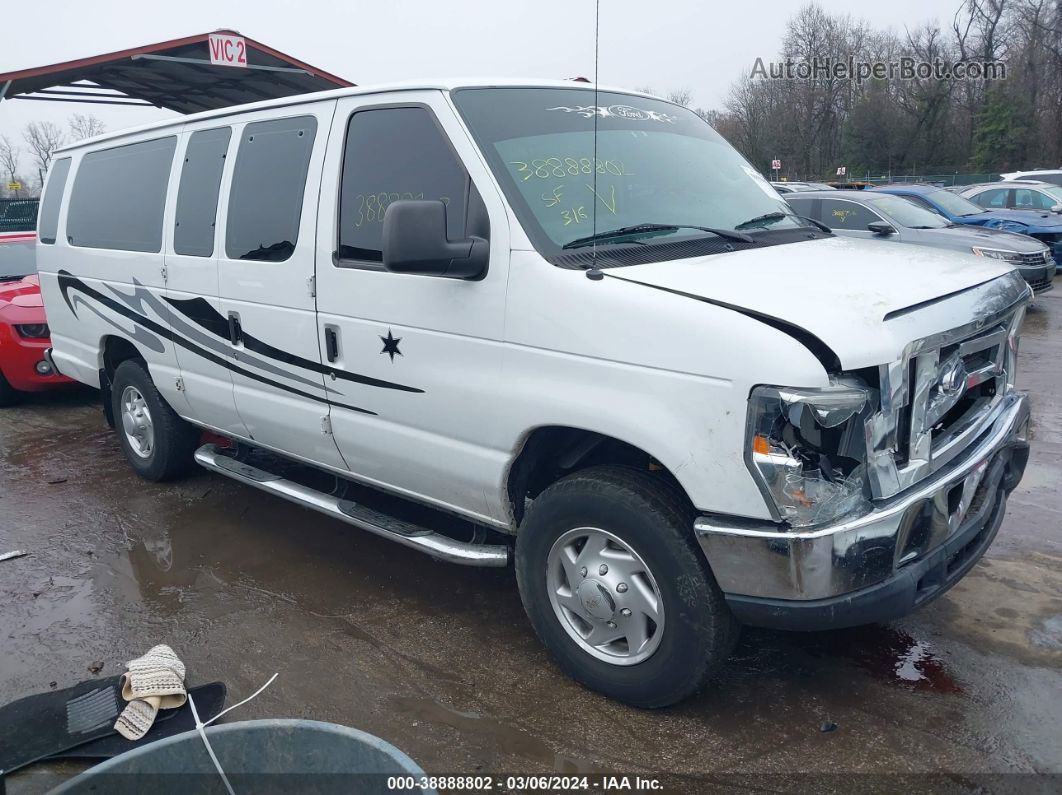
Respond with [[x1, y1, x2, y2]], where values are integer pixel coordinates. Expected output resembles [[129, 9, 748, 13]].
[[1, 0, 958, 168]]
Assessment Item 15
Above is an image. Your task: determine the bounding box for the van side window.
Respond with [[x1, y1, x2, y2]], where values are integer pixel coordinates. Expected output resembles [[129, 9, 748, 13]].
[[67, 137, 177, 252], [174, 127, 232, 257], [338, 107, 470, 264], [225, 116, 317, 262], [38, 157, 72, 245]]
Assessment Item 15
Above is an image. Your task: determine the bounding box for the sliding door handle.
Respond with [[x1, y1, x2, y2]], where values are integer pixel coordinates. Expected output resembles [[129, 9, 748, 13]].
[[325, 327, 339, 363]]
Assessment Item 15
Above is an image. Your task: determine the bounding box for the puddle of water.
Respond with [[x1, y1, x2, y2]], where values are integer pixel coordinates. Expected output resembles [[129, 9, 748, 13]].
[[1028, 614, 1062, 650], [805, 625, 963, 694]]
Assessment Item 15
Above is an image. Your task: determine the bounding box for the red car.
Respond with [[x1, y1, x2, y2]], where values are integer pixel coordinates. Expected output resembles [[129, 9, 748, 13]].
[[0, 230, 74, 405]]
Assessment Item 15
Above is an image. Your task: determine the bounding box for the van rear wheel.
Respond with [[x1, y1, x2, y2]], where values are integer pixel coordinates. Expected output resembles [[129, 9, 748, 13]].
[[515, 466, 738, 708], [110, 360, 198, 481]]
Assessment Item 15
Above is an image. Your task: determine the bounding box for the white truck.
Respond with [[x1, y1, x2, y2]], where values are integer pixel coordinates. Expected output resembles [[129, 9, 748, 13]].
[[38, 80, 1031, 707]]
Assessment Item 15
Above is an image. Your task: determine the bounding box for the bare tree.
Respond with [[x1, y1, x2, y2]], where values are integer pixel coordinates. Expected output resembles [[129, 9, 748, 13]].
[[68, 113, 106, 141], [23, 121, 66, 187], [666, 88, 694, 107], [0, 136, 19, 195]]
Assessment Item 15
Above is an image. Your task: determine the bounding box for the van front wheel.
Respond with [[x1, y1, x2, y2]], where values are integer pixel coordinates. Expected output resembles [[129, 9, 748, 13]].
[[515, 466, 738, 708], [110, 360, 198, 481]]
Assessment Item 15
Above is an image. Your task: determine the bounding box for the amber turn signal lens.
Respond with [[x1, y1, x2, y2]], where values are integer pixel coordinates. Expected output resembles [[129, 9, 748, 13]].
[[752, 435, 770, 455]]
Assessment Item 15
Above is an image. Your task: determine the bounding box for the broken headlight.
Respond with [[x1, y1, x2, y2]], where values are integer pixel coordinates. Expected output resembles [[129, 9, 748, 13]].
[[746, 382, 872, 528]]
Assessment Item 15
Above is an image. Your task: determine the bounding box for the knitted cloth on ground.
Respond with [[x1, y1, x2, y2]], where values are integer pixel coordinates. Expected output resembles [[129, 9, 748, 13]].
[[120, 644, 187, 708], [114, 698, 158, 741]]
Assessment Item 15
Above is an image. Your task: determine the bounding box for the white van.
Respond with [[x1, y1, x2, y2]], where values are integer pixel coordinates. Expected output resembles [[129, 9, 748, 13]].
[[38, 80, 1031, 707]]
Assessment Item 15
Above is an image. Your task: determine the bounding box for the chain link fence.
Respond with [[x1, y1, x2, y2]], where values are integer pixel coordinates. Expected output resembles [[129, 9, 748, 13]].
[[0, 198, 39, 233]]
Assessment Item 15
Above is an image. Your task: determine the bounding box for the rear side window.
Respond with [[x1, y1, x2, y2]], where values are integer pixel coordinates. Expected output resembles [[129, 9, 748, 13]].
[[975, 188, 1009, 208], [67, 137, 177, 252], [338, 107, 469, 263], [225, 116, 317, 262], [37, 158, 71, 244], [174, 127, 231, 257], [820, 199, 879, 229]]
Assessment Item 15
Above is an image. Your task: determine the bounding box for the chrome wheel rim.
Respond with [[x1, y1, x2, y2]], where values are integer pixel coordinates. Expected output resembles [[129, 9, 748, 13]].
[[546, 527, 665, 666], [120, 385, 154, 459]]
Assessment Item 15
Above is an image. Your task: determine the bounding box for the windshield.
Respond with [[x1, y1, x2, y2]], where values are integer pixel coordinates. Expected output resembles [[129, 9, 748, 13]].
[[0, 238, 37, 279], [866, 195, 949, 228], [453, 87, 807, 258], [926, 189, 984, 217], [1043, 185, 1062, 202]]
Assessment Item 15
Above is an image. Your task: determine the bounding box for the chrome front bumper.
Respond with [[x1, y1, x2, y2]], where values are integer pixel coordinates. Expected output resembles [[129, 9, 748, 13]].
[[695, 391, 1029, 605]]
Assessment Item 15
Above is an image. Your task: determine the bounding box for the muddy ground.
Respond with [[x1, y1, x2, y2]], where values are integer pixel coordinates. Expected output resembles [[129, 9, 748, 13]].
[[2, 282, 1061, 793]]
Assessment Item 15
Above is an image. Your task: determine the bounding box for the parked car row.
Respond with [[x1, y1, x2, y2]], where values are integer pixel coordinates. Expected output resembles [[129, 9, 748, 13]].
[[786, 190, 1056, 295], [875, 183, 1062, 266]]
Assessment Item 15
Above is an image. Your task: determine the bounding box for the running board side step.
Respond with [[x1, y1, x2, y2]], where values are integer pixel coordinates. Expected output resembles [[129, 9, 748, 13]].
[[193, 444, 510, 567]]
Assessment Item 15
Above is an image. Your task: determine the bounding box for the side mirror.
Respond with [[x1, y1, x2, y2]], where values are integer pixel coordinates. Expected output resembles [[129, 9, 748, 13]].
[[382, 200, 488, 279], [867, 221, 896, 235], [1051, 203, 1062, 214]]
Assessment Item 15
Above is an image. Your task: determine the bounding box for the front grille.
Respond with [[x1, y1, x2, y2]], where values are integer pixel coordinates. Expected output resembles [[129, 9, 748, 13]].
[[1028, 270, 1055, 291], [864, 272, 1028, 499], [1021, 250, 1051, 266]]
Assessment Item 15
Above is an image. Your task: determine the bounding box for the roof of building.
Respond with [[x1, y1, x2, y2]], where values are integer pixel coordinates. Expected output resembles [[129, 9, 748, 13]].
[[0, 30, 352, 114]]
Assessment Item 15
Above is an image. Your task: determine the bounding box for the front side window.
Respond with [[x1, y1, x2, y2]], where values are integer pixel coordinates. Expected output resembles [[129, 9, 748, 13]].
[[37, 157, 71, 244], [174, 127, 231, 257], [819, 199, 880, 229], [225, 116, 317, 262], [67, 138, 176, 252], [453, 87, 808, 261], [338, 107, 470, 264], [1014, 186, 1062, 210]]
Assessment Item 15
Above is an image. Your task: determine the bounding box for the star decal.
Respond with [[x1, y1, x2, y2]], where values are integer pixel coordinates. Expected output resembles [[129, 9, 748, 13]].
[[380, 329, 402, 362]]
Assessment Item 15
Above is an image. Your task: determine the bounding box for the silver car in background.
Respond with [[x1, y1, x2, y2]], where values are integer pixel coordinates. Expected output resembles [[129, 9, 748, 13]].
[[786, 190, 1056, 294], [961, 181, 1062, 215]]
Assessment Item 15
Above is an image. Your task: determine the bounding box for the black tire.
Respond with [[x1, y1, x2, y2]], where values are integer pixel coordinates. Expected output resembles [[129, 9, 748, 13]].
[[110, 359, 199, 481], [0, 371, 21, 407], [515, 465, 739, 708]]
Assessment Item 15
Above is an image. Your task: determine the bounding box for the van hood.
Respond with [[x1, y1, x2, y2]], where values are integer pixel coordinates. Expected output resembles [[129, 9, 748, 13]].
[[610, 236, 1014, 370]]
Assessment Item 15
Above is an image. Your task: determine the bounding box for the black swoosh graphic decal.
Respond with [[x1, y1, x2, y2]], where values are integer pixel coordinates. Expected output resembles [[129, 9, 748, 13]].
[[57, 271, 376, 416], [109, 282, 333, 394], [165, 295, 424, 394]]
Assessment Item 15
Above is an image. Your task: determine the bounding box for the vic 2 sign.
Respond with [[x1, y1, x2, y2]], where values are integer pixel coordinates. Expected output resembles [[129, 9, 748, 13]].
[[208, 33, 248, 68]]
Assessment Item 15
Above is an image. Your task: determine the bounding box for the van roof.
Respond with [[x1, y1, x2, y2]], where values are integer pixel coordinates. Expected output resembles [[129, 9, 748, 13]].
[[54, 79, 655, 154]]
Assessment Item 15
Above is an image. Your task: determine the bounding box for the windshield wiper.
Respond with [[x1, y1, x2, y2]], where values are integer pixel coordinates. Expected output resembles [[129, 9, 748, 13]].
[[796, 215, 833, 233], [734, 211, 790, 230], [562, 223, 752, 250]]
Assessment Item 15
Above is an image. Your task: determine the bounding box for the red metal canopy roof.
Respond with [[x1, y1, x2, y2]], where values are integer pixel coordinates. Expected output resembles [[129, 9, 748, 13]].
[[0, 30, 353, 114]]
